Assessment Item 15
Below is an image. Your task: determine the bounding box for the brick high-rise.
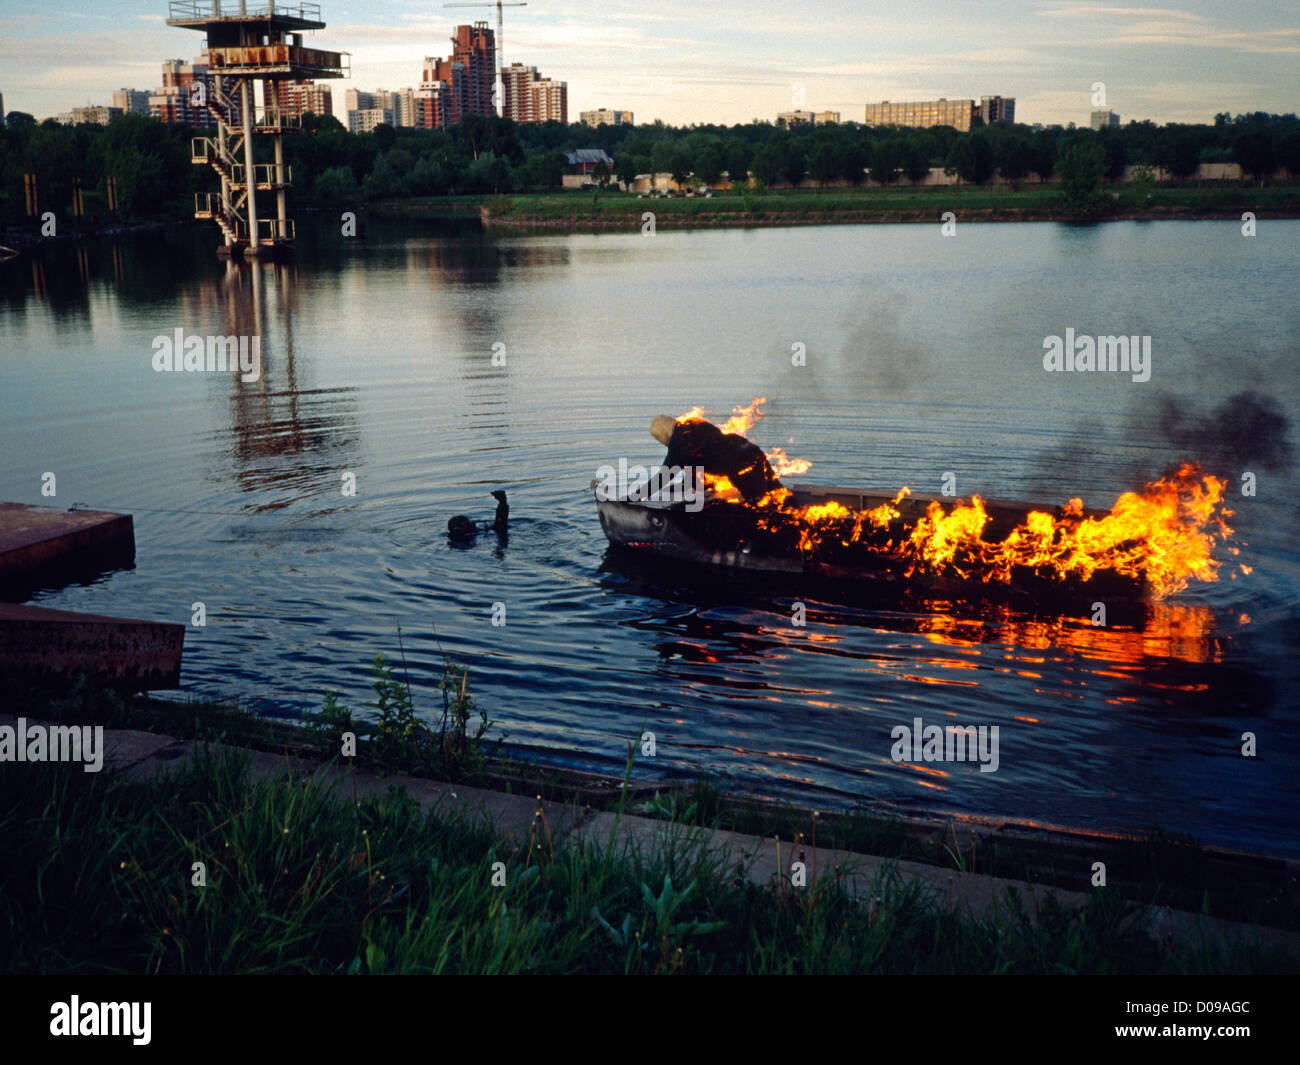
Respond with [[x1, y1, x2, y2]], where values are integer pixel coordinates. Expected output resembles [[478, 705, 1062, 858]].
[[502, 62, 567, 124], [275, 80, 334, 121], [417, 23, 495, 129], [451, 22, 496, 118], [149, 58, 215, 126], [420, 56, 466, 128]]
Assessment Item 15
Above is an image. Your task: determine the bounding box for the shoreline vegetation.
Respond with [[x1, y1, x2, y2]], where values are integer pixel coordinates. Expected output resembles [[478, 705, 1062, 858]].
[[4, 108, 1300, 247], [440, 183, 1300, 229], [5, 183, 1296, 255], [4, 662, 1297, 973]]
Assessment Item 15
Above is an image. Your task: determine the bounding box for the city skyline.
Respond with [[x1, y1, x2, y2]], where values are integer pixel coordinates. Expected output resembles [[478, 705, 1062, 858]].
[[1, 0, 1297, 128]]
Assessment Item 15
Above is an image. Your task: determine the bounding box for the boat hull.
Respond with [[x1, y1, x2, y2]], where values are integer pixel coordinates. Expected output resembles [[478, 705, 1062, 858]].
[[593, 482, 1147, 599]]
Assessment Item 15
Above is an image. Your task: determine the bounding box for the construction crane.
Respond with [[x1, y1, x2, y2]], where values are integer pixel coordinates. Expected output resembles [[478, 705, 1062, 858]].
[[444, 2, 528, 119]]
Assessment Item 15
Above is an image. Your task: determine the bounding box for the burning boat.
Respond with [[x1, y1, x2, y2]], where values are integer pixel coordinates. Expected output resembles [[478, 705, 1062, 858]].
[[594, 400, 1237, 602]]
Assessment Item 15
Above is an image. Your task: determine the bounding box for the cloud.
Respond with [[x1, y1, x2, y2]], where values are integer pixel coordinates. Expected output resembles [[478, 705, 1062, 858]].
[[1039, 4, 1209, 21]]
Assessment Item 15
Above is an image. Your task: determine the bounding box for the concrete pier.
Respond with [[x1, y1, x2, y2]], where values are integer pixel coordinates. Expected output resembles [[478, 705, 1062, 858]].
[[0, 602, 184, 692], [0, 502, 135, 592]]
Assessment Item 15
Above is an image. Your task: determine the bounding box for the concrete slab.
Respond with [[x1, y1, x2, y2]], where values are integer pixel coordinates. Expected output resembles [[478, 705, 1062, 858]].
[[0, 501, 134, 591], [0, 601, 184, 691], [102, 728, 181, 770]]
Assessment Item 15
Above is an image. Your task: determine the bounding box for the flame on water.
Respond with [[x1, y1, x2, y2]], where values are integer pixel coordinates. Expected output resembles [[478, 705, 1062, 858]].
[[753, 463, 1230, 598], [669, 402, 1237, 598], [777, 465, 1232, 598], [923, 465, 1227, 597]]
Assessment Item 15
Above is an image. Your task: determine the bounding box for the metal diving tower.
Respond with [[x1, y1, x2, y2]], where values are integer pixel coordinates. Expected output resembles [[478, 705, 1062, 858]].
[[166, 1, 349, 259]]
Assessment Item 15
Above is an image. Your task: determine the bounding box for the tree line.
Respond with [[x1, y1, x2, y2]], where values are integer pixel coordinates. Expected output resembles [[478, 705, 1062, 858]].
[[2, 106, 1298, 226]]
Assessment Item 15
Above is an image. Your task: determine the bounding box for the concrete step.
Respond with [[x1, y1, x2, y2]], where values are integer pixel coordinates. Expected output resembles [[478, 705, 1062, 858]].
[[0, 603, 184, 691], [0, 501, 134, 593]]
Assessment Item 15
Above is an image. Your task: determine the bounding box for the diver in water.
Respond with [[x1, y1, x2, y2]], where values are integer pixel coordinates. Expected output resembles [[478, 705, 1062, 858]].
[[448, 490, 509, 544]]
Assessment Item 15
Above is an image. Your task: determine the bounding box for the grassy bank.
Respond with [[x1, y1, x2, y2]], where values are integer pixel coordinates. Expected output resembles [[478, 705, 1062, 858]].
[[3, 743, 1292, 974], [4, 666, 1298, 959], [371, 182, 1300, 229]]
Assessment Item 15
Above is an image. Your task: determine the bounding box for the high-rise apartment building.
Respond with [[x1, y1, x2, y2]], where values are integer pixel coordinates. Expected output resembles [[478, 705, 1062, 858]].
[[419, 57, 464, 128], [112, 89, 151, 115], [414, 23, 496, 128], [70, 105, 123, 125], [388, 87, 416, 127], [348, 108, 394, 133], [451, 22, 496, 117], [414, 79, 452, 130], [864, 95, 1015, 132], [776, 109, 839, 126], [580, 108, 632, 127], [150, 59, 212, 126], [502, 62, 566, 124], [979, 95, 1015, 124], [276, 80, 333, 120], [1090, 109, 1120, 130], [865, 98, 977, 131], [149, 58, 215, 126]]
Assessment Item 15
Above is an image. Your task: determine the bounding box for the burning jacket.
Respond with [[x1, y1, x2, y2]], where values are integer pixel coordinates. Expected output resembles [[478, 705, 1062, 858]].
[[663, 419, 784, 503]]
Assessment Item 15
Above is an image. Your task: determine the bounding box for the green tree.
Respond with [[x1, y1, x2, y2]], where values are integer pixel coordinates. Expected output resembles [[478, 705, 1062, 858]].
[[1156, 128, 1201, 185], [385, 147, 414, 176], [313, 164, 360, 205], [901, 135, 931, 185], [807, 141, 839, 189], [1278, 129, 1300, 177], [362, 153, 399, 199], [870, 137, 902, 186], [694, 145, 723, 187], [1057, 139, 1107, 217], [841, 140, 869, 187], [1232, 129, 1277, 187], [404, 156, 446, 196], [465, 151, 510, 194], [946, 133, 995, 185], [592, 157, 612, 189], [1030, 130, 1057, 183], [1127, 162, 1155, 207], [614, 152, 639, 190], [669, 145, 692, 190], [650, 139, 675, 188], [518, 149, 565, 190], [781, 142, 806, 190], [1098, 130, 1127, 182], [997, 131, 1033, 189], [750, 143, 782, 188], [723, 138, 751, 183]]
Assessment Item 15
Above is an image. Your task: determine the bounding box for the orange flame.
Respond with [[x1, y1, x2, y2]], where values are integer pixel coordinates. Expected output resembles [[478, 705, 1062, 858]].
[[675, 398, 813, 478], [677, 397, 768, 437], [765, 446, 813, 478], [671, 402, 1236, 598], [770, 465, 1230, 598], [899, 465, 1231, 597]]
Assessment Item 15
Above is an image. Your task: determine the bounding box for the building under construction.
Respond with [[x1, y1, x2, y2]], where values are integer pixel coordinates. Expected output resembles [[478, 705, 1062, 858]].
[[166, 1, 349, 259]]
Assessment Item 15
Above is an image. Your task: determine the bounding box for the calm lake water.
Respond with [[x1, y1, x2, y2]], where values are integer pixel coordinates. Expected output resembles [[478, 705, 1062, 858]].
[[3, 216, 1298, 857]]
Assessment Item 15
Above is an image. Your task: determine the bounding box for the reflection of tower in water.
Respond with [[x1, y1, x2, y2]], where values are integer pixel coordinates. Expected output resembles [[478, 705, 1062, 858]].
[[220, 261, 361, 511]]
